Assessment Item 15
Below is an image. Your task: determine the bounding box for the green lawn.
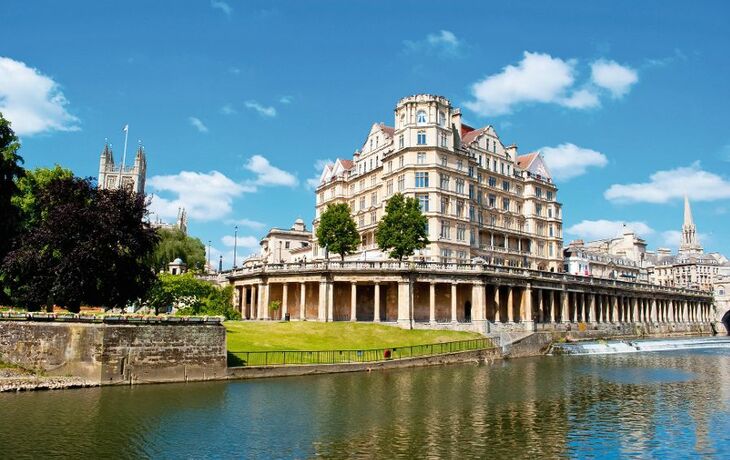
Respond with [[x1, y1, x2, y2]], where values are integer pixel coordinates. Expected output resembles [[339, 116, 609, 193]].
[[225, 321, 482, 352]]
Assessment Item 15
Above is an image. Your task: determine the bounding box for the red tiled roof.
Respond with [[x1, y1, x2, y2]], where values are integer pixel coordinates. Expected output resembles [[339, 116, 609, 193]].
[[340, 159, 354, 170], [379, 124, 395, 137], [461, 127, 485, 145], [516, 152, 539, 169]]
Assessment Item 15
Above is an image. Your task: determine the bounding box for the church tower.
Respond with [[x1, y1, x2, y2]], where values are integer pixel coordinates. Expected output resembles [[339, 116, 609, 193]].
[[679, 195, 703, 255], [97, 138, 146, 194]]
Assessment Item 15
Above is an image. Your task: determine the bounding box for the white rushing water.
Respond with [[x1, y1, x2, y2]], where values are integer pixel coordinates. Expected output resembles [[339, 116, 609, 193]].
[[553, 336, 730, 355]]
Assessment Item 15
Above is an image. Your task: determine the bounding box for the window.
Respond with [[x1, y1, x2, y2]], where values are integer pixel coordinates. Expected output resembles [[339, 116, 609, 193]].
[[371, 211, 377, 224], [456, 200, 464, 217], [400, 114, 405, 127], [440, 155, 447, 166], [440, 133, 447, 147], [370, 175, 376, 186], [456, 225, 466, 241], [386, 180, 393, 196], [359, 179, 364, 190], [488, 194, 496, 207], [493, 159, 497, 171], [415, 172, 429, 188], [440, 248, 452, 260], [502, 181, 510, 192], [417, 110, 427, 124], [490, 214, 497, 225], [456, 159, 463, 171], [285, 241, 290, 249], [417, 152, 426, 164], [469, 205, 475, 222], [349, 184, 355, 194], [318, 192, 324, 203], [500, 163, 505, 174], [535, 187, 543, 198], [468, 166, 474, 177], [417, 130, 426, 145], [468, 184, 474, 199], [440, 174, 449, 190], [502, 198, 510, 211], [388, 161, 392, 173], [417, 193, 429, 212], [440, 196, 449, 213], [371, 192, 377, 206], [399, 135, 404, 149], [488, 176, 497, 187], [438, 111, 445, 126], [399, 156, 404, 168], [440, 220, 451, 239], [548, 207, 553, 218], [478, 211, 484, 225], [477, 172, 483, 183], [536, 204, 542, 216], [397, 174, 405, 191], [547, 191, 553, 201], [456, 179, 465, 194], [549, 225, 554, 237], [359, 197, 366, 210], [359, 215, 365, 227]]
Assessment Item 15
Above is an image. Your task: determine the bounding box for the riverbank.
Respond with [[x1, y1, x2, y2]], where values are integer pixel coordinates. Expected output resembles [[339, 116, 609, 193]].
[[0, 366, 97, 393]]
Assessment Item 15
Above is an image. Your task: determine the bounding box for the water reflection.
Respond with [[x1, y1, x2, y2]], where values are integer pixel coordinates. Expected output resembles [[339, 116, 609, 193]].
[[1, 349, 729, 459]]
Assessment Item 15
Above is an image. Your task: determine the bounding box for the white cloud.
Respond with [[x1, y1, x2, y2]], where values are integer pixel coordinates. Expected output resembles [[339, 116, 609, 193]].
[[540, 143, 608, 181], [148, 171, 253, 221], [590, 60, 639, 98], [604, 161, 730, 204], [222, 235, 261, 250], [567, 220, 655, 241], [188, 116, 208, 133], [220, 104, 236, 115], [211, 0, 232, 16], [464, 52, 579, 116], [245, 155, 298, 187], [0, 56, 80, 136], [306, 158, 334, 189], [560, 88, 601, 109], [227, 218, 267, 230], [244, 101, 276, 118], [661, 230, 710, 248], [279, 96, 292, 104], [404, 30, 464, 57]]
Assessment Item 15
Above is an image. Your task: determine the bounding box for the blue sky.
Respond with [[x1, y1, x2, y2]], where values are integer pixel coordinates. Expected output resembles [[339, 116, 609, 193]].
[[2, 0, 729, 266]]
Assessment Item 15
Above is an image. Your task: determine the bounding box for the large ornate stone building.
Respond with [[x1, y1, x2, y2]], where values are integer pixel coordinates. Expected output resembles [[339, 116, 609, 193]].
[[98, 141, 146, 194], [653, 197, 720, 292], [313, 94, 563, 271]]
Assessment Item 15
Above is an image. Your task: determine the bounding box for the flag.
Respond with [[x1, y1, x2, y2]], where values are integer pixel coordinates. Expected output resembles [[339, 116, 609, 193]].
[[122, 124, 129, 133]]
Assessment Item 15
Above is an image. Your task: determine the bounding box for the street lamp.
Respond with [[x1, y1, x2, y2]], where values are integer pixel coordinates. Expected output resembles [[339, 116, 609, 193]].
[[233, 225, 238, 269]]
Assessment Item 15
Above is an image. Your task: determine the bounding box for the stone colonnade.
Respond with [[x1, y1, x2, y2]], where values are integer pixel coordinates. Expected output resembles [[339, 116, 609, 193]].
[[230, 273, 713, 330]]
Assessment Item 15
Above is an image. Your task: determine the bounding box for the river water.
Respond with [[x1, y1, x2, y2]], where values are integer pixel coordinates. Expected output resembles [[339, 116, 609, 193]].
[[2, 348, 729, 459]]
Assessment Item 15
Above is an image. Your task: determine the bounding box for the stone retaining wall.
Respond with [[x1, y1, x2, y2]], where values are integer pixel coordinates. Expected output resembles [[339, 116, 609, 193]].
[[0, 318, 227, 385]]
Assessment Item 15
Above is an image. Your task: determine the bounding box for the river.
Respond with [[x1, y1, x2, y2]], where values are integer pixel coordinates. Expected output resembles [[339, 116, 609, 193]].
[[2, 347, 729, 459]]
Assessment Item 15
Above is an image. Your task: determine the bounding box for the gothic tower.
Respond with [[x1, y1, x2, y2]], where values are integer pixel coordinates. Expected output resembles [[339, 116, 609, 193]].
[[679, 195, 703, 255], [97, 139, 146, 194]]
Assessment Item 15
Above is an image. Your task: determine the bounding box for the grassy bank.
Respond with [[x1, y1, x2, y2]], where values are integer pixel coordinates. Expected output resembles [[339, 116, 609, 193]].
[[225, 321, 482, 352]]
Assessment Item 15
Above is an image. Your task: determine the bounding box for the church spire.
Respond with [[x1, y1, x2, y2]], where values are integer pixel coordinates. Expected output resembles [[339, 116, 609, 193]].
[[679, 195, 703, 255]]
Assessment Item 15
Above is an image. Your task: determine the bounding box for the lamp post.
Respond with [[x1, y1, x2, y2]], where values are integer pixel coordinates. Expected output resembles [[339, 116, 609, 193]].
[[233, 225, 238, 269]]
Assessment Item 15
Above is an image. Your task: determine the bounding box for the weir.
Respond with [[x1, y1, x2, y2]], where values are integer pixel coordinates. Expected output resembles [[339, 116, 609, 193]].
[[552, 336, 730, 355]]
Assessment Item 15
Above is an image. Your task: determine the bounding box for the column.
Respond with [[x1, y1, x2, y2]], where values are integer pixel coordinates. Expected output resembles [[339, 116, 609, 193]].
[[282, 283, 288, 320], [668, 299, 674, 323], [262, 283, 270, 320], [241, 286, 248, 319], [507, 287, 514, 323], [374, 283, 381, 323], [588, 294, 595, 323], [318, 281, 327, 321], [250, 285, 257, 319], [451, 283, 458, 323], [561, 290, 569, 323], [471, 282, 485, 322], [429, 283, 436, 324], [327, 280, 334, 322], [539, 290, 545, 323], [494, 286, 502, 323], [632, 297, 638, 323], [651, 298, 657, 322], [397, 281, 411, 325], [350, 282, 357, 322], [523, 285, 533, 325], [613, 295, 620, 323], [299, 283, 306, 320]]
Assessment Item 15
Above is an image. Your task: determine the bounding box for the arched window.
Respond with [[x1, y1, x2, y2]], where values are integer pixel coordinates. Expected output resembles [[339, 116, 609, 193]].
[[438, 111, 446, 126], [400, 114, 406, 127], [417, 110, 427, 125]]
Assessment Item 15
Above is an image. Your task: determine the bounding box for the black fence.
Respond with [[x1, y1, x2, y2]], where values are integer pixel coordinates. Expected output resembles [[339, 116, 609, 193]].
[[228, 338, 494, 367]]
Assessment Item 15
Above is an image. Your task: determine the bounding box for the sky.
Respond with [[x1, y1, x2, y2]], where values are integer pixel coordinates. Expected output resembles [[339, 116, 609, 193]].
[[2, 0, 729, 267]]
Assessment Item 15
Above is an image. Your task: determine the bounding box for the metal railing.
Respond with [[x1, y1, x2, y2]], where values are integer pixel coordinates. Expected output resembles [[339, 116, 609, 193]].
[[228, 337, 493, 367]]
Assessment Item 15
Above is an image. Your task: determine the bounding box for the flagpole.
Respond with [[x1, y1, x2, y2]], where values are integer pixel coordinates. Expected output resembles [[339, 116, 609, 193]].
[[118, 125, 129, 187]]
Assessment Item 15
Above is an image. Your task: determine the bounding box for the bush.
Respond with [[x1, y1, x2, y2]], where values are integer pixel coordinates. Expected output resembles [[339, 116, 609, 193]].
[[145, 272, 240, 320]]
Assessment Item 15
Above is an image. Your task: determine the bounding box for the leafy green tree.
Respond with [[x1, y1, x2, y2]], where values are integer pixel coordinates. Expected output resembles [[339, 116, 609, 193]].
[[375, 193, 429, 261], [315, 203, 360, 261], [12, 165, 73, 229], [151, 228, 206, 272], [2, 176, 158, 312], [0, 114, 24, 304], [145, 272, 240, 319]]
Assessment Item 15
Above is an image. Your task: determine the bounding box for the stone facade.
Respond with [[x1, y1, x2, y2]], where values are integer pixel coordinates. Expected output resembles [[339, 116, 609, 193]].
[[259, 218, 312, 264], [0, 318, 227, 384], [313, 94, 563, 271], [225, 261, 713, 332], [563, 239, 642, 282], [98, 142, 146, 194]]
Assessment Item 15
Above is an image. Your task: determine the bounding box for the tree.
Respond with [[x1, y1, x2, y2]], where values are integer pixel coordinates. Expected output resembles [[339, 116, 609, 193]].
[[0, 114, 24, 304], [144, 272, 240, 319], [12, 165, 73, 230], [150, 228, 206, 272], [375, 193, 429, 261], [315, 203, 360, 261], [2, 176, 159, 312]]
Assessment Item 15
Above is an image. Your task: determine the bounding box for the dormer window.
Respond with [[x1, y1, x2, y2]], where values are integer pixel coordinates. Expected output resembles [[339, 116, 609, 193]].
[[417, 110, 427, 125]]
